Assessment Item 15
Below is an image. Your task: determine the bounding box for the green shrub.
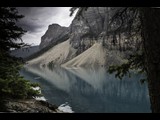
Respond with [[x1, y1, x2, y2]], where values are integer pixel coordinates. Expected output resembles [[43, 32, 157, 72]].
[[0, 54, 41, 110]]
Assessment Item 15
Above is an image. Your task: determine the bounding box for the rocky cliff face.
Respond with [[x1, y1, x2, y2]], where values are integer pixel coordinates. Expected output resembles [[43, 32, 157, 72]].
[[31, 7, 134, 67], [39, 24, 70, 49], [39, 8, 111, 50], [69, 7, 137, 54], [39, 7, 119, 50], [69, 7, 109, 48]]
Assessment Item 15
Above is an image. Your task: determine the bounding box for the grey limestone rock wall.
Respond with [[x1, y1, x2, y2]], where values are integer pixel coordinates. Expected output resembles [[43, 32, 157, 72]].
[[39, 24, 70, 49]]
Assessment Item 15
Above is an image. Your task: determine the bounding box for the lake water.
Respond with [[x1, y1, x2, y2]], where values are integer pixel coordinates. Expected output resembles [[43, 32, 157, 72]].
[[20, 65, 151, 113]]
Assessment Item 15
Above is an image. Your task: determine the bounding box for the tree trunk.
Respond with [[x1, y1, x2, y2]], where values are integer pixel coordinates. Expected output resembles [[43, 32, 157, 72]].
[[141, 8, 160, 113]]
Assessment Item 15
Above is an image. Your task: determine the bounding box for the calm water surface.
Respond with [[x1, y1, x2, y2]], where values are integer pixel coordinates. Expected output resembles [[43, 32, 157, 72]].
[[20, 65, 151, 113]]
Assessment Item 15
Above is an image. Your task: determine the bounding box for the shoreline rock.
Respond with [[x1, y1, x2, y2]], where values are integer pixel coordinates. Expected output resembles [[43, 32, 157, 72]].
[[4, 99, 63, 113]]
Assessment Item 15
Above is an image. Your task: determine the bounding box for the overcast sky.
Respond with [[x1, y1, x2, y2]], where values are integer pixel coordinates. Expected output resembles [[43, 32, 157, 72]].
[[17, 7, 76, 46]]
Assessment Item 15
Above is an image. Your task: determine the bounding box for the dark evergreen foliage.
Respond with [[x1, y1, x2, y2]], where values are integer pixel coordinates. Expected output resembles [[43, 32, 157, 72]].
[[0, 7, 41, 111], [0, 7, 28, 52]]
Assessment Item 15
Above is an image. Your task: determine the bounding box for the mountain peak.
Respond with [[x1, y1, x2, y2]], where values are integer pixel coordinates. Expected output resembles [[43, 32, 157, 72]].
[[40, 23, 69, 49], [48, 24, 61, 28]]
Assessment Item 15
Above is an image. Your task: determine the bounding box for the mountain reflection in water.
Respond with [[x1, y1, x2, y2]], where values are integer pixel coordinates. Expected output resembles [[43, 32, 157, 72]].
[[20, 65, 151, 113]]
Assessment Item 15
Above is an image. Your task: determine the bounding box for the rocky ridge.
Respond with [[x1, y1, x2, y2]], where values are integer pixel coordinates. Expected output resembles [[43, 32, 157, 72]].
[[39, 24, 69, 49], [29, 7, 135, 67]]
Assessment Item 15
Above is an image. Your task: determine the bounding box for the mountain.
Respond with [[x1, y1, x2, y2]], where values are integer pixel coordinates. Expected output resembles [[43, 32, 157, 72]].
[[62, 42, 107, 68], [62, 42, 124, 68], [69, 7, 119, 50], [28, 40, 77, 67], [10, 46, 40, 59], [39, 24, 69, 49], [28, 7, 135, 68], [39, 7, 112, 51]]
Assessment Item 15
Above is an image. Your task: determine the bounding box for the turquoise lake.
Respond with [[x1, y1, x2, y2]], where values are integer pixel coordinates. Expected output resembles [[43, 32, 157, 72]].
[[20, 65, 151, 113]]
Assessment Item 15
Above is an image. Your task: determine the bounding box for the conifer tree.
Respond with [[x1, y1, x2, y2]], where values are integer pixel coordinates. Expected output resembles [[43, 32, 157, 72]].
[[0, 7, 40, 111]]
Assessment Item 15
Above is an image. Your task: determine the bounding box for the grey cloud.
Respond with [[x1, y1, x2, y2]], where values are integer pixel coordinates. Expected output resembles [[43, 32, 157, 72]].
[[17, 18, 45, 33], [16, 7, 60, 33], [15, 7, 75, 45]]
